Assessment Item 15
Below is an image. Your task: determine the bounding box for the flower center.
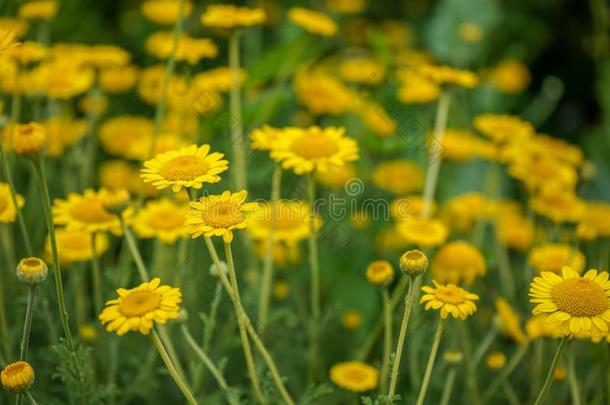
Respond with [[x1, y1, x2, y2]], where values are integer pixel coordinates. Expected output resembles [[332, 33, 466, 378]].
[[405, 251, 424, 261], [160, 156, 209, 181], [552, 278, 608, 317], [22, 258, 42, 267], [120, 290, 161, 317], [0, 196, 8, 212], [291, 132, 339, 159], [4, 362, 27, 378], [343, 368, 367, 383], [69, 197, 115, 224], [435, 286, 466, 305], [147, 209, 186, 230], [204, 202, 244, 228]]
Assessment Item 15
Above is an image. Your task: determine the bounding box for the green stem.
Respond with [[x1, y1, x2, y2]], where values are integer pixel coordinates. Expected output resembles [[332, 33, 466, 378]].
[[25, 391, 38, 405], [473, 323, 499, 366], [494, 235, 515, 301], [31, 157, 84, 402], [422, 92, 450, 219], [306, 173, 321, 382], [223, 242, 267, 404], [439, 368, 457, 405], [20, 286, 36, 361], [460, 321, 481, 405], [502, 382, 521, 405], [181, 324, 238, 405], [386, 276, 419, 404], [0, 275, 10, 361], [228, 30, 247, 191], [258, 165, 282, 331], [150, 329, 198, 405], [91, 233, 102, 315], [121, 218, 150, 282], [380, 288, 392, 393], [415, 320, 445, 405], [482, 342, 530, 402], [567, 345, 582, 405], [533, 336, 569, 405]]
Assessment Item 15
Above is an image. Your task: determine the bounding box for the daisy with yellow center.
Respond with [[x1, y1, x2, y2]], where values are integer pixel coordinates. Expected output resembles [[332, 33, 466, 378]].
[[417, 64, 479, 88], [528, 244, 586, 274], [186, 190, 258, 243], [473, 113, 534, 143], [432, 241, 486, 285], [200, 5, 265, 29], [53, 188, 121, 234], [270, 126, 359, 175], [141, 0, 193, 25], [330, 361, 379, 392], [1, 361, 34, 393], [420, 281, 479, 320], [529, 266, 610, 337], [495, 297, 527, 344], [247, 200, 319, 245], [396, 217, 448, 248], [0, 182, 25, 223], [372, 160, 424, 195], [131, 199, 189, 245], [141, 144, 228, 192], [288, 7, 338, 37], [530, 187, 585, 224]]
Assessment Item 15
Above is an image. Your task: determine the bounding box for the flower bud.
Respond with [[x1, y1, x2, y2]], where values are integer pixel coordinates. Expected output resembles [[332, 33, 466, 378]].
[[366, 260, 394, 286], [99, 187, 130, 215], [16, 257, 48, 285], [443, 349, 463, 364], [1, 361, 35, 393], [399, 249, 428, 277], [12, 122, 47, 158]]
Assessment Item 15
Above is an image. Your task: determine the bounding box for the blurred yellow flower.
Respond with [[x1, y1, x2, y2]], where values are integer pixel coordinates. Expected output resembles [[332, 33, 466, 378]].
[[315, 163, 357, 189], [187, 190, 258, 244], [342, 310, 363, 330], [146, 32, 218, 65], [420, 281, 479, 320], [495, 214, 534, 252], [390, 195, 435, 221], [100, 65, 138, 93], [458, 22, 483, 43], [432, 241, 486, 285], [0, 18, 28, 39], [201, 5, 265, 29], [418, 64, 478, 88], [442, 192, 491, 233], [486, 352, 506, 370], [0, 29, 17, 55], [288, 7, 337, 37], [99, 160, 159, 198], [530, 187, 584, 223], [326, 0, 366, 14], [6, 40, 46, 64], [131, 199, 189, 245], [294, 70, 355, 115], [396, 217, 448, 248], [356, 102, 397, 137], [508, 155, 577, 191], [99, 278, 182, 336], [270, 126, 359, 175], [98, 116, 153, 158], [525, 315, 564, 340], [193, 66, 247, 92], [487, 58, 530, 93], [254, 240, 301, 267], [0, 183, 25, 223], [528, 244, 585, 274], [339, 57, 385, 84], [366, 260, 394, 286], [12, 121, 48, 158], [473, 113, 534, 144], [577, 202, 610, 240], [495, 297, 527, 344], [273, 280, 290, 300], [53, 189, 122, 234], [46, 229, 109, 266], [43, 117, 87, 157], [396, 68, 440, 104], [19, 0, 58, 20], [247, 200, 318, 244], [141, 0, 193, 25], [372, 160, 424, 195], [30, 61, 94, 99], [141, 144, 229, 192], [330, 361, 379, 392], [436, 129, 497, 162]]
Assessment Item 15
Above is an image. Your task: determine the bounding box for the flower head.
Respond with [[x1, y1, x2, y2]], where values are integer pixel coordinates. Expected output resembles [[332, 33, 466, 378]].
[[366, 260, 395, 286], [53, 189, 121, 234], [432, 241, 486, 285], [0, 29, 18, 55], [200, 5, 265, 29], [329, 361, 379, 392], [1, 361, 34, 393], [420, 281, 479, 320], [46, 229, 109, 266], [528, 244, 586, 274], [18, 0, 58, 20], [486, 352, 506, 370], [247, 200, 318, 244], [131, 199, 189, 245], [487, 59, 530, 94], [99, 278, 182, 336], [530, 267, 610, 338], [288, 7, 338, 37], [473, 114, 534, 144], [16, 257, 48, 285], [417, 64, 478, 88], [400, 249, 428, 277], [186, 190, 258, 243], [372, 160, 424, 195], [141, 144, 228, 192], [12, 122, 47, 158], [0, 183, 25, 223], [270, 126, 358, 175], [141, 0, 193, 25], [396, 217, 448, 247], [495, 298, 527, 344]]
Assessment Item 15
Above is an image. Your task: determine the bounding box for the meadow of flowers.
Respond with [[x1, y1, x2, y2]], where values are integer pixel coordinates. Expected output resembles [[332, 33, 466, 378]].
[[1, 0, 610, 404]]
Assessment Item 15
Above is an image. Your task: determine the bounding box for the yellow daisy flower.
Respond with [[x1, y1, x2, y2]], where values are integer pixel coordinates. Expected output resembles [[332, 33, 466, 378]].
[[99, 278, 182, 336], [372, 160, 424, 195], [417, 64, 478, 88], [45, 229, 109, 266], [396, 217, 448, 248], [420, 281, 479, 320], [495, 297, 527, 344], [431, 241, 486, 285], [1, 361, 34, 393], [288, 7, 338, 37], [487, 58, 530, 94], [366, 260, 395, 286], [315, 163, 357, 189], [141, 0, 193, 25], [270, 126, 359, 175], [0, 183, 25, 223], [528, 243, 586, 274], [473, 113, 534, 143], [330, 361, 379, 392], [293, 70, 356, 116], [200, 5, 265, 29], [131, 198, 189, 245], [525, 315, 564, 340], [530, 187, 585, 224], [247, 200, 318, 244], [577, 202, 610, 240], [18, 0, 58, 20], [141, 144, 229, 192], [186, 190, 258, 243], [53, 189, 121, 234], [396, 67, 440, 104], [390, 195, 436, 221], [145, 31, 217, 65], [529, 266, 610, 338]]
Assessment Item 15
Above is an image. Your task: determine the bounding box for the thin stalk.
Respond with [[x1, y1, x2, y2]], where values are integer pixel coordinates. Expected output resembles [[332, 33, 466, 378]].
[[386, 276, 419, 404], [473, 323, 499, 366], [258, 165, 282, 331], [494, 235, 515, 301], [415, 320, 445, 405], [25, 392, 38, 405], [31, 157, 84, 402], [0, 277, 10, 360], [460, 322, 481, 405], [380, 288, 392, 393], [150, 329, 198, 405], [422, 92, 450, 218], [121, 218, 150, 282], [223, 242, 267, 404], [91, 233, 102, 315], [228, 30, 247, 191], [20, 286, 36, 361], [482, 342, 530, 402], [502, 382, 521, 405], [181, 324, 239, 405], [533, 336, 569, 405], [306, 173, 321, 382], [567, 345, 582, 405], [439, 368, 457, 405]]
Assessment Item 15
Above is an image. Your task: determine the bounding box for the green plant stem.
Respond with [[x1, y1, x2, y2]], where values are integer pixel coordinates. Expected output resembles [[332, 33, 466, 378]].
[[502, 381, 521, 405], [386, 276, 419, 404], [473, 323, 499, 366], [380, 288, 392, 393], [150, 329, 198, 405], [533, 336, 569, 405], [494, 235, 516, 301], [0, 278, 10, 361], [25, 391, 38, 405], [460, 322, 481, 405], [439, 367, 457, 405], [223, 242, 267, 404], [20, 286, 36, 361], [121, 218, 150, 282], [258, 165, 282, 331], [306, 173, 321, 382], [228, 30, 247, 191], [567, 345, 582, 405], [482, 342, 530, 402], [422, 91, 450, 219], [91, 233, 102, 315], [181, 324, 238, 405], [415, 320, 445, 405], [31, 157, 84, 402], [0, 141, 33, 256]]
